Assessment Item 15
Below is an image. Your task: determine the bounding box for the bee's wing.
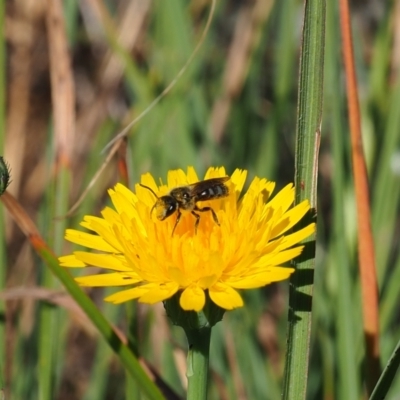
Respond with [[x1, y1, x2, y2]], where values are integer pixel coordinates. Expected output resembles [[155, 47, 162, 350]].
[[190, 177, 230, 200]]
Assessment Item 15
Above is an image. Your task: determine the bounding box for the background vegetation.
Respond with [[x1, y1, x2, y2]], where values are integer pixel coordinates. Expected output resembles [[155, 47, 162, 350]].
[[0, 0, 399, 399]]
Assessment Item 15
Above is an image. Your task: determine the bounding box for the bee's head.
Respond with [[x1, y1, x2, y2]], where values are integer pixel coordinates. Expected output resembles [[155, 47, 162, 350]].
[[152, 196, 178, 220], [139, 183, 178, 221]]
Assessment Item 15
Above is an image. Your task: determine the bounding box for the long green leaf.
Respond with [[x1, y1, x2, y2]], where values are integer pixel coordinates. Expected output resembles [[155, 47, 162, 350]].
[[282, 0, 325, 398]]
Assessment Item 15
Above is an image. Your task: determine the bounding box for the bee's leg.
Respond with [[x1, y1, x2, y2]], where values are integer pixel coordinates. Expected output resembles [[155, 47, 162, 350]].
[[191, 211, 200, 233], [171, 210, 182, 236], [194, 206, 220, 226]]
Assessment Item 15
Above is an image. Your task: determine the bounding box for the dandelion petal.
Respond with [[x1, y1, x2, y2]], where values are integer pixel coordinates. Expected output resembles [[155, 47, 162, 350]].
[[180, 286, 206, 311], [76, 273, 141, 287], [209, 283, 243, 310], [139, 282, 179, 304]]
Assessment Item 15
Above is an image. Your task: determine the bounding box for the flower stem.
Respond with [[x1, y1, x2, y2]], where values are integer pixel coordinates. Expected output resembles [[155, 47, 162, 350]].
[[184, 327, 211, 400], [164, 293, 223, 399]]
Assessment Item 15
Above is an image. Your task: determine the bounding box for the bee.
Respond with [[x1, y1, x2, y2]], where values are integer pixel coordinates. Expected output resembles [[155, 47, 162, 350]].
[[140, 176, 230, 235]]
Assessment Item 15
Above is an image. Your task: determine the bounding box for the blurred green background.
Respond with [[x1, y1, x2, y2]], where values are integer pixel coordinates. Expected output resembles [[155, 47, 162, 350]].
[[1, 0, 399, 399]]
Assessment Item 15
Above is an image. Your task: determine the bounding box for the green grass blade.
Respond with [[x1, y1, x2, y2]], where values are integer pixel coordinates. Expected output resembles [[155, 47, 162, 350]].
[[282, 0, 325, 398], [372, 79, 400, 284], [37, 145, 69, 400], [381, 253, 400, 333], [368, 4, 393, 115], [369, 338, 400, 400], [63, 0, 79, 45], [83, 298, 121, 400]]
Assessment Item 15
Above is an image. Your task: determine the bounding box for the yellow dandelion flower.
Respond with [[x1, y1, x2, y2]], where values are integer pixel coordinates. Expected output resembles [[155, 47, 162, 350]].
[[59, 167, 315, 312]]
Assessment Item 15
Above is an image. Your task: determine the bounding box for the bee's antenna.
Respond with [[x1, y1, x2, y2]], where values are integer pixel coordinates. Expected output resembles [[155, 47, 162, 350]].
[[139, 184, 160, 218], [139, 183, 159, 199]]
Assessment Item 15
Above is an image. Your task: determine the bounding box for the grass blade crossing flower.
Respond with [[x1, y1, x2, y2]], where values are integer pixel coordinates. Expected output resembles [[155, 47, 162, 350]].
[[59, 167, 315, 312]]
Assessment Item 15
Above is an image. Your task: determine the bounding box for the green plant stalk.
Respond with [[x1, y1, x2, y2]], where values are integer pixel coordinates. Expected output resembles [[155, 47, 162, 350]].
[[83, 297, 121, 400], [37, 141, 70, 400], [380, 252, 400, 333], [275, 0, 297, 103], [33, 242, 164, 400], [38, 303, 55, 400], [368, 5, 393, 115], [164, 294, 223, 400], [319, 331, 335, 399], [184, 327, 211, 400], [63, 0, 79, 45], [282, 0, 325, 398], [53, 166, 73, 390], [369, 338, 400, 400], [372, 79, 400, 284]]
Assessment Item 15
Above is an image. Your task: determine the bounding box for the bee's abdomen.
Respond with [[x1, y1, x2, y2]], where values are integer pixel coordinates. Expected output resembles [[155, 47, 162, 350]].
[[198, 185, 229, 201]]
